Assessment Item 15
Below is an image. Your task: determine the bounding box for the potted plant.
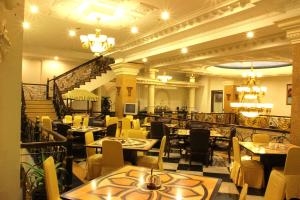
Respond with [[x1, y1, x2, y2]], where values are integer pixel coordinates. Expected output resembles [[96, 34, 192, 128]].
[[101, 96, 111, 116]]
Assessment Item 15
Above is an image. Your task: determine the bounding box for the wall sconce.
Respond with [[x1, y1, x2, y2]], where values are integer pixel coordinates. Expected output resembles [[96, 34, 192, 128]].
[[127, 87, 133, 97], [116, 87, 121, 96], [226, 94, 231, 101]]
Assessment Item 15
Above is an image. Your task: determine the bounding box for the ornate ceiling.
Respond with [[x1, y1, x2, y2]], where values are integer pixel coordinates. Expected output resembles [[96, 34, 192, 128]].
[[22, 0, 300, 77]]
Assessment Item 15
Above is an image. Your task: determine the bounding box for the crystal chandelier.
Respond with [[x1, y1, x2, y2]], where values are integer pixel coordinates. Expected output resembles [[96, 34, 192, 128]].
[[157, 72, 172, 83], [230, 64, 273, 118], [80, 28, 115, 56]]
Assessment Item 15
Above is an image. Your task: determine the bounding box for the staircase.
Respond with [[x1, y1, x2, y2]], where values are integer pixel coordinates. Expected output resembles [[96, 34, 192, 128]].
[[25, 100, 57, 120], [79, 70, 115, 91]]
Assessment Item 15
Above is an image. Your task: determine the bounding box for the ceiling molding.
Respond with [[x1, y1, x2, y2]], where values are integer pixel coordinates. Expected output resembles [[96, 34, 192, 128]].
[[137, 77, 200, 88]]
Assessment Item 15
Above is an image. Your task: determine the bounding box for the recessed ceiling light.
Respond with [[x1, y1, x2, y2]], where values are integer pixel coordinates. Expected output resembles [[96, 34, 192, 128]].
[[54, 56, 59, 60], [22, 21, 30, 29], [181, 47, 188, 54], [69, 29, 76, 37], [246, 31, 254, 39], [30, 5, 39, 14], [131, 26, 139, 34], [161, 10, 170, 20], [142, 58, 148, 62]]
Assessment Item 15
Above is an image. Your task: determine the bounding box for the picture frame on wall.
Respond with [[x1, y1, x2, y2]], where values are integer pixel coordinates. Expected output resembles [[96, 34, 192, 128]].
[[287, 84, 292, 105]]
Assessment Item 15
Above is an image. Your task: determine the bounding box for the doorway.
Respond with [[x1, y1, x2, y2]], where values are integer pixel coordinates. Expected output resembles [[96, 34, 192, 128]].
[[211, 90, 223, 113]]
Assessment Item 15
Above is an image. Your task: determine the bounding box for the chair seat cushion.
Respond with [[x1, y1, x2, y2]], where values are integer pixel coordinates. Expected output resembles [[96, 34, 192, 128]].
[[136, 156, 159, 169], [242, 160, 264, 189], [87, 154, 103, 165]]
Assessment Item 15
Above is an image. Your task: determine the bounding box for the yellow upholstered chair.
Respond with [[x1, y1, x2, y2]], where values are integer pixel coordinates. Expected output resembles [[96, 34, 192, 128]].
[[230, 137, 264, 189], [239, 183, 248, 200], [107, 117, 120, 137], [252, 133, 270, 143], [126, 129, 148, 139], [42, 117, 52, 131], [43, 156, 61, 200], [85, 132, 103, 180], [264, 170, 286, 200], [105, 115, 110, 127], [126, 115, 134, 121], [63, 115, 72, 124], [83, 116, 89, 127], [137, 136, 166, 170], [73, 115, 82, 127], [101, 140, 130, 175], [121, 118, 131, 137]]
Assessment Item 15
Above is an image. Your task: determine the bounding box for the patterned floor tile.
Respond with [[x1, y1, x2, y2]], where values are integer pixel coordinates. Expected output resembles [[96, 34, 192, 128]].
[[203, 172, 232, 182], [215, 193, 239, 200], [203, 166, 230, 174], [218, 182, 239, 194], [163, 162, 178, 171], [177, 163, 203, 171]]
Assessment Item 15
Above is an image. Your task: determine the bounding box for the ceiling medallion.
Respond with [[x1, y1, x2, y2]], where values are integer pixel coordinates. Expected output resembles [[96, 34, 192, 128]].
[[230, 63, 273, 118]]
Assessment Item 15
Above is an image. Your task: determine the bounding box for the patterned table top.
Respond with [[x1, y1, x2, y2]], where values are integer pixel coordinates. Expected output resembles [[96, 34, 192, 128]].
[[70, 126, 107, 133], [86, 137, 158, 151], [239, 142, 293, 155], [61, 166, 222, 200], [175, 129, 226, 138]]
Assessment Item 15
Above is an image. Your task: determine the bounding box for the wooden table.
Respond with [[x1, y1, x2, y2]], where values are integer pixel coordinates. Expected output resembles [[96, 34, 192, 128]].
[[175, 129, 227, 138], [69, 126, 107, 133], [61, 165, 222, 200]]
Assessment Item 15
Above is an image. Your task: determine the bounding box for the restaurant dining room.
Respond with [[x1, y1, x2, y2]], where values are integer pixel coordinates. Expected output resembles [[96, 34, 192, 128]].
[[1, 0, 300, 199]]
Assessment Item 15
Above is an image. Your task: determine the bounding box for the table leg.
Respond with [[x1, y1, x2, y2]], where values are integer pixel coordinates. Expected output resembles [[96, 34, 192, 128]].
[[123, 150, 137, 165]]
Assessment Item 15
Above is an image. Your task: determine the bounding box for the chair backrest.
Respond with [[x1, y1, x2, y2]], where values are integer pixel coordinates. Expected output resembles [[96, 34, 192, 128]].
[[264, 170, 286, 200], [190, 121, 210, 129], [158, 136, 167, 161], [42, 117, 52, 131], [105, 115, 110, 127], [56, 124, 71, 137], [43, 156, 60, 200], [126, 115, 134, 121], [106, 123, 117, 137], [85, 131, 96, 158], [107, 117, 118, 127], [252, 133, 270, 143], [122, 118, 131, 130], [150, 121, 164, 139], [73, 115, 82, 127], [64, 115, 73, 123], [133, 119, 141, 129], [232, 137, 241, 164], [126, 129, 148, 139], [144, 117, 149, 124], [190, 128, 210, 153], [284, 146, 300, 175], [239, 183, 248, 200], [102, 140, 124, 167], [83, 116, 89, 127]]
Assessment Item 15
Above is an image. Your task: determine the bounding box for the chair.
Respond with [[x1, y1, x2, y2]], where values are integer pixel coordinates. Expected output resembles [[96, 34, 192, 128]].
[[85, 132, 103, 180], [150, 121, 164, 148], [143, 117, 149, 124], [136, 136, 166, 170], [122, 117, 131, 130], [43, 156, 61, 200], [230, 137, 264, 189], [212, 127, 236, 163], [73, 115, 82, 127], [126, 115, 134, 121], [101, 140, 129, 175], [105, 115, 110, 127], [107, 117, 120, 137], [106, 123, 117, 137], [63, 115, 72, 124], [187, 129, 213, 166], [239, 183, 248, 200], [264, 170, 286, 200], [42, 117, 52, 131], [272, 146, 300, 200], [164, 124, 184, 158], [83, 116, 89, 127], [126, 129, 148, 139], [133, 119, 141, 130], [56, 123, 71, 137], [252, 133, 270, 143]]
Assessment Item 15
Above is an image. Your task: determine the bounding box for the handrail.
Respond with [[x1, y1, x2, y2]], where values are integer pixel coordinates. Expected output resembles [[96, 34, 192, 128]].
[[53, 81, 69, 119]]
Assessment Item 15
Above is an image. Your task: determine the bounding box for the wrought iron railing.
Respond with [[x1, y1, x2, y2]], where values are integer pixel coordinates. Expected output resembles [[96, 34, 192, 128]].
[[22, 83, 48, 100]]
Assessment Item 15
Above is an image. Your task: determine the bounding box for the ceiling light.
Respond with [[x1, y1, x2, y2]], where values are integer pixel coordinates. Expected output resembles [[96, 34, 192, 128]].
[[22, 21, 30, 29], [181, 47, 188, 54], [142, 58, 148, 63], [161, 10, 170, 20], [69, 29, 76, 37], [246, 31, 254, 39], [30, 5, 39, 14], [131, 26, 138, 34], [54, 56, 59, 60], [115, 7, 124, 17], [157, 72, 172, 83]]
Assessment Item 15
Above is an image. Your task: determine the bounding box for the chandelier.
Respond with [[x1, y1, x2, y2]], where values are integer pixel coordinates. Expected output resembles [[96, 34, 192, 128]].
[[157, 72, 172, 83], [230, 64, 273, 118], [80, 29, 115, 56]]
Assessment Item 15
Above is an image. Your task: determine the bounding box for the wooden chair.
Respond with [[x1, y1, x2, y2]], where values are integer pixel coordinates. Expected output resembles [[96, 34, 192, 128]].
[[43, 156, 61, 200], [106, 123, 117, 137], [85, 132, 103, 180], [230, 137, 264, 189], [136, 136, 166, 170]]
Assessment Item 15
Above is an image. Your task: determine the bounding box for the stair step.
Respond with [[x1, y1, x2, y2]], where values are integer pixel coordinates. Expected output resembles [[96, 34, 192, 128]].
[[26, 113, 57, 120], [26, 100, 52, 105], [26, 108, 55, 113], [26, 104, 54, 109]]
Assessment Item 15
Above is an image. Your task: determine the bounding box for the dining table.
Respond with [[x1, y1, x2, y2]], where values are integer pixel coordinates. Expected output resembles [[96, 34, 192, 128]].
[[175, 129, 228, 138], [69, 126, 107, 133], [86, 137, 158, 164], [239, 141, 293, 183], [61, 165, 222, 200]]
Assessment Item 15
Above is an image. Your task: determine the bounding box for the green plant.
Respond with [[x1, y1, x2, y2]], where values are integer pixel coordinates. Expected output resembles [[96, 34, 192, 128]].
[[101, 96, 111, 115]]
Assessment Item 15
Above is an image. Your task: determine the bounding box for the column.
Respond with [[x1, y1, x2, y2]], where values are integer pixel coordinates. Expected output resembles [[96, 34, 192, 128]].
[[147, 69, 158, 114], [113, 63, 141, 118], [188, 76, 196, 113], [278, 16, 300, 145], [0, 1, 24, 199]]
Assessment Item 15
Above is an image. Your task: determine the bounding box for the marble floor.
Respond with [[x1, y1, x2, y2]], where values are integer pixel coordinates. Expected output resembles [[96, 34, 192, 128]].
[[73, 149, 266, 200]]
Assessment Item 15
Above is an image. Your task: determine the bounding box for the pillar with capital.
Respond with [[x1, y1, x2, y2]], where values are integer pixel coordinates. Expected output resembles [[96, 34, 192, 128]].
[[113, 63, 142, 118], [188, 76, 196, 113], [148, 69, 158, 114], [277, 16, 300, 145]]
